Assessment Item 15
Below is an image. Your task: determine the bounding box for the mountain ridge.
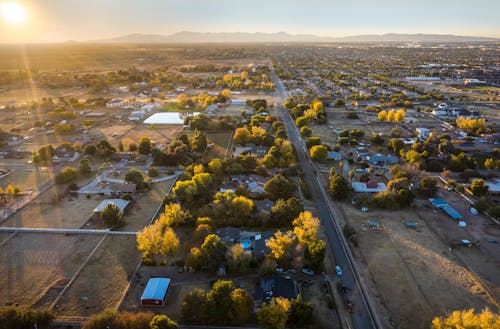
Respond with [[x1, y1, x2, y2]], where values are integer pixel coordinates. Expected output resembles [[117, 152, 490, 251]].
[[94, 31, 499, 43]]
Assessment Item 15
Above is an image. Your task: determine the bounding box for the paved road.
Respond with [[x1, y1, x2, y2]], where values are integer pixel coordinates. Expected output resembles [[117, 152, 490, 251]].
[[0, 227, 137, 235], [270, 66, 381, 329]]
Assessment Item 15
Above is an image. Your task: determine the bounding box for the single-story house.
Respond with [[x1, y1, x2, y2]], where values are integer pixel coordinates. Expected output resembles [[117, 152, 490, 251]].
[[92, 181, 136, 196], [352, 181, 387, 193], [366, 154, 398, 166], [327, 151, 343, 161], [141, 278, 171, 306], [93, 199, 130, 214]]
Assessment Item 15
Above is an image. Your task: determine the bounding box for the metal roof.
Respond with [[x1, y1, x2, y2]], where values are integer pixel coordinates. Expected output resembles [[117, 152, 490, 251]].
[[93, 199, 130, 213], [141, 278, 171, 301], [442, 205, 463, 220]]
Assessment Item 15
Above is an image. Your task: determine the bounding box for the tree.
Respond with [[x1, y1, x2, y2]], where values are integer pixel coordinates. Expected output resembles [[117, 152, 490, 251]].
[[471, 179, 489, 197], [79, 159, 91, 174], [395, 109, 405, 122], [55, 166, 77, 184], [150, 315, 179, 329], [0, 307, 54, 329], [138, 137, 152, 155], [306, 136, 321, 148], [310, 145, 328, 161], [270, 197, 304, 226], [258, 298, 289, 329], [205, 280, 235, 325], [300, 126, 312, 137], [328, 171, 350, 200], [101, 203, 122, 228], [186, 247, 204, 270], [159, 228, 180, 259], [226, 244, 252, 273], [201, 234, 227, 270], [232, 196, 254, 218], [193, 224, 212, 246], [293, 211, 319, 247], [418, 176, 439, 197], [264, 174, 296, 201], [137, 222, 179, 261], [387, 109, 396, 121], [378, 110, 387, 121], [172, 179, 198, 203], [389, 138, 405, 154], [125, 169, 144, 185], [181, 289, 207, 324], [229, 288, 254, 325], [266, 230, 294, 265], [233, 127, 252, 145], [431, 308, 499, 329], [289, 297, 314, 327], [191, 129, 208, 152], [370, 134, 384, 145], [158, 203, 192, 227], [305, 240, 326, 272]]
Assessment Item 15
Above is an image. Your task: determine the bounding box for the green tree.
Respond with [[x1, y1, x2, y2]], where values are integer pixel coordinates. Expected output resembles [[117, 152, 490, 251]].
[[418, 176, 439, 197], [328, 170, 350, 200], [181, 288, 207, 324], [101, 203, 123, 228], [270, 197, 304, 226], [264, 174, 296, 201], [300, 126, 312, 137], [138, 137, 152, 155], [205, 280, 235, 325], [125, 169, 144, 185], [289, 297, 314, 327], [201, 234, 228, 270], [191, 129, 208, 152], [471, 179, 489, 197], [55, 166, 77, 184]]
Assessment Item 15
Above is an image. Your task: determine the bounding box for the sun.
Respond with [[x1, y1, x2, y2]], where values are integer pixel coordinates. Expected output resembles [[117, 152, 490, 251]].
[[1, 2, 26, 25]]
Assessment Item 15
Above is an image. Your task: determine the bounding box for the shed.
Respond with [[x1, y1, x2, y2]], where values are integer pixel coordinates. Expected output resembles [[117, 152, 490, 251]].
[[141, 278, 171, 306], [442, 205, 462, 220]]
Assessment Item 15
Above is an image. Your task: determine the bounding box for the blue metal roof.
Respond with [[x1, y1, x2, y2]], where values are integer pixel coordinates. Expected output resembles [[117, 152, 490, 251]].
[[429, 198, 448, 208], [442, 205, 462, 220], [141, 278, 171, 301]]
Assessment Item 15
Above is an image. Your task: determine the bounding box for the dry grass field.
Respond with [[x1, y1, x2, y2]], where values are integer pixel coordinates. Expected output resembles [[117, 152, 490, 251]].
[[0, 233, 101, 308], [54, 235, 140, 317], [340, 203, 496, 329]]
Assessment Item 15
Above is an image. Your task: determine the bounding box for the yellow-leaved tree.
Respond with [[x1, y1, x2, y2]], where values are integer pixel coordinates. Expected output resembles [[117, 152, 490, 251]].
[[431, 308, 499, 329]]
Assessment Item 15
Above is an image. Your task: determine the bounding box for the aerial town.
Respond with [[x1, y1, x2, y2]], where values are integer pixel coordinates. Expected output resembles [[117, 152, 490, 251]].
[[0, 2, 499, 329]]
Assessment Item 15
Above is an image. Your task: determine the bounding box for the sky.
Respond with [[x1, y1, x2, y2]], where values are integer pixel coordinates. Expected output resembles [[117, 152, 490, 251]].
[[0, 0, 499, 43]]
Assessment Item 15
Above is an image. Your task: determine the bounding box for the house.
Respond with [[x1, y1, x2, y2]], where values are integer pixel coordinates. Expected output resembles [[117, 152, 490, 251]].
[[252, 231, 275, 260], [366, 154, 398, 166], [254, 275, 298, 305], [129, 110, 147, 121], [231, 99, 245, 105], [140, 278, 171, 306], [93, 199, 130, 215], [140, 103, 156, 112], [219, 181, 239, 193], [352, 181, 387, 193], [52, 145, 80, 163], [231, 175, 268, 196], [92, 181, 136, 196], [416, 127, 430, 139], [215, 227, 241, 245], [106, 99, 124, 108]]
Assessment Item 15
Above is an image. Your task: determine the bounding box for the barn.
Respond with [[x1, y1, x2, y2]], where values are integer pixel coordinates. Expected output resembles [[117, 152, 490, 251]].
[[140, 278, 171, 306]]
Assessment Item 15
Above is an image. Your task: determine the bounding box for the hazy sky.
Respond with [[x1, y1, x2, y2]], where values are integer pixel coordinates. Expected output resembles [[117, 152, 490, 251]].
[[1, 0, 499, 42]]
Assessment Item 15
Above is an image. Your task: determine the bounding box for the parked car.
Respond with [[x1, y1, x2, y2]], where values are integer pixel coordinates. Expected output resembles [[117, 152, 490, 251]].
[[335, 265, 343, 276], [301, 268, 315, 276], [303, 280, 313, 287]]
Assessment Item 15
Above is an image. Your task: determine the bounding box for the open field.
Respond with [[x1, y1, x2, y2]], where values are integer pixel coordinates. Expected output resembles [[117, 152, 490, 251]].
[[108, 124, 181, 150], [2, 184, 101, 229], [54, 235, 140, 317], [0, 167, 53, 191], [0, 233, 101, 308], [340, 203, 497, 329]]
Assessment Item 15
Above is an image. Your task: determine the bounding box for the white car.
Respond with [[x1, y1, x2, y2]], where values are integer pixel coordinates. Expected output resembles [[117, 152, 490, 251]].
[[335, 265, 343, 276]]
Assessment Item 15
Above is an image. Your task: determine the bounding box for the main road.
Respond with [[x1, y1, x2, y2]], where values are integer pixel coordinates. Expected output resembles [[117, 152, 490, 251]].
[[269, 64, 382, 329]]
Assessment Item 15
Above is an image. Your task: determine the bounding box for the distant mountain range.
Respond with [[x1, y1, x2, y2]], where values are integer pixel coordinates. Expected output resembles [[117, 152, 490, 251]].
[[95, 31, 499, 43]]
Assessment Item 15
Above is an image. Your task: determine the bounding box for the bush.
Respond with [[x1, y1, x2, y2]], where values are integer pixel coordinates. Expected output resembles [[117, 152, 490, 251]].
[[0, 307, 54, 329]]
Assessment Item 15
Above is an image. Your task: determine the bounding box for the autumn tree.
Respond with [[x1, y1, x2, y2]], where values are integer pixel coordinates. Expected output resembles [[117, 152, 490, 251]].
[[310, 144, 328, 161], [378, 110, 387, 121], [270, 197, 304, 226], [418, 176, 439, 197], [395, 109, 405, 122], [293, 211, 320, 247], [138, 137, 152, 155], [258, 298, 289, 329], [264, 174, 296, 201], [201, 234, 228, 270], [471, 179, 489, 197], [431, 308, 499, 329], [266, 230, 295, 265]]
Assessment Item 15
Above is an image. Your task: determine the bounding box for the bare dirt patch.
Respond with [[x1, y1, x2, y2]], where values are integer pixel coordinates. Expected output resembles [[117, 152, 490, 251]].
[[0, 233, 100, 308]]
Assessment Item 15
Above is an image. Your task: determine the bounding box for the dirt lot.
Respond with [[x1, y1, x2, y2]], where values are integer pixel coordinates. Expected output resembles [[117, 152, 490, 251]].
[[340, 203, 497, 329], [54, 234, 140, 316], [0, 233, 101, 308], [2, 184, 103, 229]]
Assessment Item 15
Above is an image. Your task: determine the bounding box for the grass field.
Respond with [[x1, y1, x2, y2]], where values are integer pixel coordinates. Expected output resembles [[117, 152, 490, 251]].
[[0, 167, 53, 191]]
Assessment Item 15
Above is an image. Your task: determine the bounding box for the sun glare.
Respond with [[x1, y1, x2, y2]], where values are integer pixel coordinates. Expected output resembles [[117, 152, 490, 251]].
[[1, 2, 26, 25]]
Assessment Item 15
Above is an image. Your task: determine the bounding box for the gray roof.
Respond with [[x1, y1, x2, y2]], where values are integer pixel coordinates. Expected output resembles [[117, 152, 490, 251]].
[[93, 199, 130, 213]]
